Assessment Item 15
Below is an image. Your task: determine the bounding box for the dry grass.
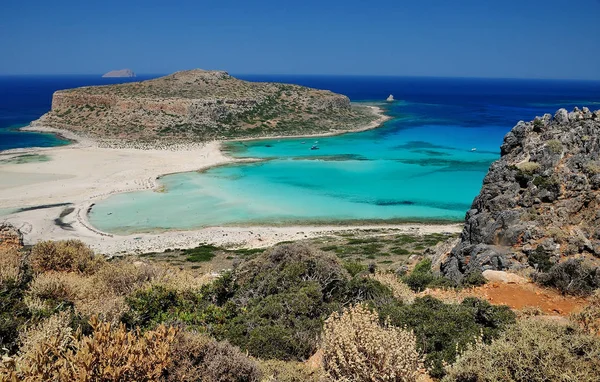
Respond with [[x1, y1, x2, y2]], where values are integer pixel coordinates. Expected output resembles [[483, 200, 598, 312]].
[[26, 271, 77, 305], [571, 290, 600, 335], [516, 161, 541, 174], [3, 316, 178, 381], [259, 359, 323, 382], [371, 272, 415, 304], [18, 311, 73, 357], [322, 304, 424, 382], [0, 247, 24, 285], [29, 240, 103, 274], [443, 319, 600, 382]]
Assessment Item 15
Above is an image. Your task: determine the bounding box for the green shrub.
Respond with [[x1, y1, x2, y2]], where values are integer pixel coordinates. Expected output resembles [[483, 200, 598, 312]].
[[122, 285, 228, 330], [184, 244, 219, 262], [343, 261, 367, 277], [546, 139, 563, 154], [443, 319, 600, 382], [401, 258, 456, 291], [379, 296, 515, 378], [0, 279, 31, 354], [528, 245, 554, 272], [460, 271, 487, 287], [533, 258, 600, 296]]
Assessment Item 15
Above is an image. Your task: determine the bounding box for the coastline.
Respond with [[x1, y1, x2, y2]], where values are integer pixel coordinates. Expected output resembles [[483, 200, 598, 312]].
[[0, 104, 461, 255]]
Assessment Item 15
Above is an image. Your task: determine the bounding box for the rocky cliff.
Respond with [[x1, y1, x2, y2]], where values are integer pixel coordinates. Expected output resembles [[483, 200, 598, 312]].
[[442, 107, 600, 282], [33, 70, 377, 143]]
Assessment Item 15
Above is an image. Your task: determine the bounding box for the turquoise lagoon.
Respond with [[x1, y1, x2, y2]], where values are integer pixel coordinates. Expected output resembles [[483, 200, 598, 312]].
[[89, 111, 501, 234], [86, 76, 600, 234]]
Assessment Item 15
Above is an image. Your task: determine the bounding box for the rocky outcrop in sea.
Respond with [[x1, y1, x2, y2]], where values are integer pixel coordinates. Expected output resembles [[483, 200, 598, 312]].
[[442, 107, 600, 282], [33, 69, 376, 143]]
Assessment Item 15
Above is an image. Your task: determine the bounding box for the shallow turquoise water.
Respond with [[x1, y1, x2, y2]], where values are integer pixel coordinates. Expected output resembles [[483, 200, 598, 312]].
[[87, 76, 600, 234], [89, 111, 501, 234]]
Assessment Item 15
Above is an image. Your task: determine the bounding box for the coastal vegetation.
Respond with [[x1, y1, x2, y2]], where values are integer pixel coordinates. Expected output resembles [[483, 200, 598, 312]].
[[2, 235, 598, 381]]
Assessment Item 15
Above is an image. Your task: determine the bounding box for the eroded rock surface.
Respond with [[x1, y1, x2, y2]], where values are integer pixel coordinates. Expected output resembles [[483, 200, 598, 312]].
[[443, 107, 600, 282]]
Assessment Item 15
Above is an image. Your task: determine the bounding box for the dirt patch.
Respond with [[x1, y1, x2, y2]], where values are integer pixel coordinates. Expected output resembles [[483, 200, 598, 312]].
[[422, 282, 588, 316]]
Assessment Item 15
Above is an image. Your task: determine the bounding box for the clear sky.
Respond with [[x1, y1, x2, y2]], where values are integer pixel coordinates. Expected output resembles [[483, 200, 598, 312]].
[[2, 0, 599, 79]]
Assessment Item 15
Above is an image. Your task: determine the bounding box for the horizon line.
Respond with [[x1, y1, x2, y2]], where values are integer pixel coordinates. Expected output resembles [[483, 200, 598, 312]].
[[0, 72, 599, 82]]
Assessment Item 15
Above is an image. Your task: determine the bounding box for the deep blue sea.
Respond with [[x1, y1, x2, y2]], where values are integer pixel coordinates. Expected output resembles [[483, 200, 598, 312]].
[[2, 75, 600, 232]]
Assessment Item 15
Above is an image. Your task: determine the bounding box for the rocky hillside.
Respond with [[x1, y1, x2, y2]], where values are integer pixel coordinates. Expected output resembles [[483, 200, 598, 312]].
[[33, 70, 377, 142], [443, 107, 600, 281]]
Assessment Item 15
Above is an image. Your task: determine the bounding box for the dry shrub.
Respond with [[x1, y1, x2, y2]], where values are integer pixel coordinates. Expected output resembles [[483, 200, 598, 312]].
[[259, 359, 323, 382], [371, 272, 415, 303], [322, 304, 423, 382], [443, 319, 600, 382], [166, 330, 261, 382], [571, 290, 600, 335], [26, 272, 77, 305], [155, 266, 214, 292], [94, 259, 212, 295], [26, 271, 126, 325], [18, 311, 73, 357], [0, 247, 24, 285], [5, 316, 178, 381], [93, 260, 157, 296], [29, 240, 103, 274]]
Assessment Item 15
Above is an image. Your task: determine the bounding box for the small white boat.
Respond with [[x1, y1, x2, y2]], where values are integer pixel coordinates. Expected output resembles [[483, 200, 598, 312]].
[[471, 148, 477, 152], [311, 145, 319, 150]]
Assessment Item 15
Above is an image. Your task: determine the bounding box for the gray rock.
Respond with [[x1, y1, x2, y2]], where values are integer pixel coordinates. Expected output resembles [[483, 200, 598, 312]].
[[554, 108, 569, 124], [442, 107, 600, 279]]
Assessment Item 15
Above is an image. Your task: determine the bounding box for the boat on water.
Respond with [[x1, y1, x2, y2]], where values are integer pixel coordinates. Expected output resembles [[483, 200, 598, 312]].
[[310, 145, 319, 150]]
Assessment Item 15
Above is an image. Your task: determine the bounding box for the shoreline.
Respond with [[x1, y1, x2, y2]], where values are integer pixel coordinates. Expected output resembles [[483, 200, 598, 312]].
[[0, 104, 463, 254]]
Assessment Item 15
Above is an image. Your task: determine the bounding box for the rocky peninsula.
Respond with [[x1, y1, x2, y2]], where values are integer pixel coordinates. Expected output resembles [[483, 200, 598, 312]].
[[443, 107, 600, 281], [33, 69, 378, 145]]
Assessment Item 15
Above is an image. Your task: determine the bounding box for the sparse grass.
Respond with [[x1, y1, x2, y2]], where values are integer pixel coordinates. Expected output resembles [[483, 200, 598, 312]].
[[516, 161, 541, 175]]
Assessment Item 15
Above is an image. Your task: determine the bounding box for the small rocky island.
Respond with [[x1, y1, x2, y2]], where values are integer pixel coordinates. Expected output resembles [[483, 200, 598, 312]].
[[443, 107, 600, 282], [102, 69, 136, 78], [34, 69, 378, 142]]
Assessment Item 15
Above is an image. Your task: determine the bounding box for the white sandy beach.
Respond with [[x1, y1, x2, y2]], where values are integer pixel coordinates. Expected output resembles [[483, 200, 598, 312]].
[[0, 106, 462, 255]]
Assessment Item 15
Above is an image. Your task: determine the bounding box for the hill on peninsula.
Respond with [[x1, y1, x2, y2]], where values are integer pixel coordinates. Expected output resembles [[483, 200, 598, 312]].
[[33, 70, 378, 142]]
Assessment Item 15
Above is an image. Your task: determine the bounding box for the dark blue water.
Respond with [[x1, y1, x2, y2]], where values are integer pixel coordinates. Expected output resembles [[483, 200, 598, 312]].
[[2, 74, 599, 152], [0, 75, 158, 151]]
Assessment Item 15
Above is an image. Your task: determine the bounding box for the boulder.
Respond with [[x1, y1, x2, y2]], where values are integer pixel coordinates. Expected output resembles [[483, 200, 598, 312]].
[[482, 270, 528, 284]]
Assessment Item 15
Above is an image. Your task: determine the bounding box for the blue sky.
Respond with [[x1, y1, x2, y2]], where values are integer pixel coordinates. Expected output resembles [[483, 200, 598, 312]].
[[2, 0, 599, 79]]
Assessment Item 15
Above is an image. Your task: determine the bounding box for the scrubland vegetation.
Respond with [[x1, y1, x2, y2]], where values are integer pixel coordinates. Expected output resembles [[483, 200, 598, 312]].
[[1, 238, 599, 381]]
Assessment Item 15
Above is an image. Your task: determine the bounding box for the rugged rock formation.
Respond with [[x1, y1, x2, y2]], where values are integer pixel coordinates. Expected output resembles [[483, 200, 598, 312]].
[[443, 107, 600, 282], [102, 69, 136, 78], [33, 69, 377, 143]]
